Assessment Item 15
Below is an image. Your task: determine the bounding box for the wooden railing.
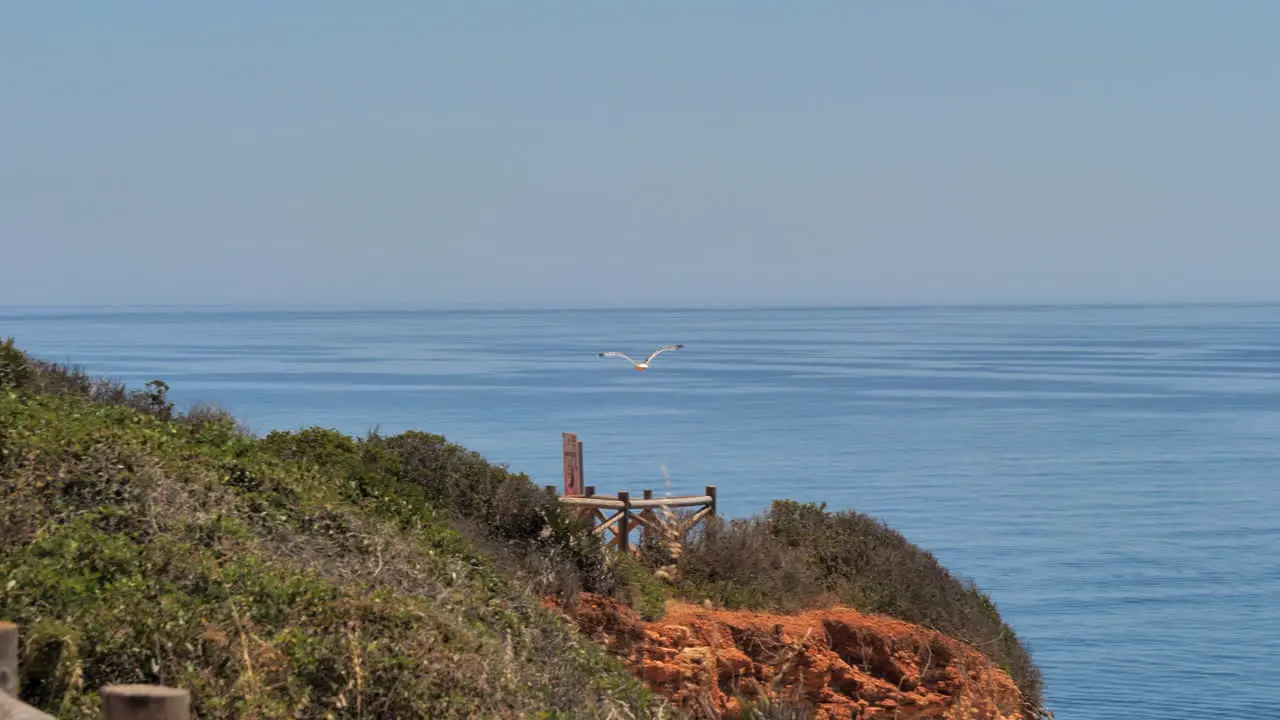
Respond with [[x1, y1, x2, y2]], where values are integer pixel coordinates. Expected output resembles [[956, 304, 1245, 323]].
[[550, 484, 718, 554], [551, 432, 717, 554], [0, 622, 190, 720]]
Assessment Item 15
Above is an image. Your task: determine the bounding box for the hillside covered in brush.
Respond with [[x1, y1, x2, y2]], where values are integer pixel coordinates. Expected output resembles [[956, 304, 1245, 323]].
[[0, 338, 1045, 719]]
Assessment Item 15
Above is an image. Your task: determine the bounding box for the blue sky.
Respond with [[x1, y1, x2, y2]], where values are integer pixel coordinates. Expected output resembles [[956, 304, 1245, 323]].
[[3, 2, 1278, 308]]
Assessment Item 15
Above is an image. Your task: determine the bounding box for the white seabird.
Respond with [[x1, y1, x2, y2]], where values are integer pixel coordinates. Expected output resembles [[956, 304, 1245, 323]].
[[597, 344, 685, 371]]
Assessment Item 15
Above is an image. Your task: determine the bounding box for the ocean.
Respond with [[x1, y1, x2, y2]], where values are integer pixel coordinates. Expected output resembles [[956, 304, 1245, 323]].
[[3, 304, 1278, 720]]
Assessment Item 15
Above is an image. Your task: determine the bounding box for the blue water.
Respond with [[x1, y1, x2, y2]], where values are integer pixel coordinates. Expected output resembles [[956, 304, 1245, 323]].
[[3, 304, 1278, 720]]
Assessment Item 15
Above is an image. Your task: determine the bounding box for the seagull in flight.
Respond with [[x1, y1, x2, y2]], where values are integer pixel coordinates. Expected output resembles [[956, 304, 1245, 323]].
[[598, 344, 684, 371]]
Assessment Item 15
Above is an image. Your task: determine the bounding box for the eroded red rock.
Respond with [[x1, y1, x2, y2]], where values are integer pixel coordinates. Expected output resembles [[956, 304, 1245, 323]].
[[558, 593, 1029, 720]]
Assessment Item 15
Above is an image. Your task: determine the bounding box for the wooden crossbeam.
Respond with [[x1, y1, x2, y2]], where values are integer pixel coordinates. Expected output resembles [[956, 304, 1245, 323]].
[[592, 510, 625, 536], [555, 486, 717, 557]]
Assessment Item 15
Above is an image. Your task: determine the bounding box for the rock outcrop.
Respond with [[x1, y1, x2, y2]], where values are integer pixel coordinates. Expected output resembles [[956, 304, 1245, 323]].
[[559, 593, 1027, 720]]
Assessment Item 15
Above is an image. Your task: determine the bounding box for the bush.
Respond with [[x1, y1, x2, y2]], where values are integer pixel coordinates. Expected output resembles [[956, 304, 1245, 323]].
[[0, 336, 169, 417], [669, 514, 826, 614], [258, 426, 653, 614]]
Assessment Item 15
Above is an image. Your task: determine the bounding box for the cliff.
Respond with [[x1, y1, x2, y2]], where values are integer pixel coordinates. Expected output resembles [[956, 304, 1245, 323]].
[[560, 593, 1028, 720]]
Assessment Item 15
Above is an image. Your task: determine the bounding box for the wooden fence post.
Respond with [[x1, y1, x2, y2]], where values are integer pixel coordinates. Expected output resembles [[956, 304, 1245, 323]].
[[617, 491, 631, 553], [577, 439, 585, 492], [642, 490, 653, 546], [706, 486, 717, 517], [101, 685, 189, 720], [579, 486, 597, 531], [0, 621, 17, 698]]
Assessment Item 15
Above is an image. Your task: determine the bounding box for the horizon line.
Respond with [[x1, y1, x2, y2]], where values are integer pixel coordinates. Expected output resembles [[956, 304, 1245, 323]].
[[4, 298, 1280, 315]]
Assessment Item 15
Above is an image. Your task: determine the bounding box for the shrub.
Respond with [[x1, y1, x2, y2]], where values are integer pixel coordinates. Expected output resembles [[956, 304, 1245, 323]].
[[2, 336, 176, 421], [258, 426, 653, 613], [670, 515, 827, 614]]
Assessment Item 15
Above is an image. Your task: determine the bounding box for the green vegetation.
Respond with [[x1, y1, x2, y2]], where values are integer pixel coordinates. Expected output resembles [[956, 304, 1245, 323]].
[[0, 339, 662, 719], [1, 338, 1045, 718]]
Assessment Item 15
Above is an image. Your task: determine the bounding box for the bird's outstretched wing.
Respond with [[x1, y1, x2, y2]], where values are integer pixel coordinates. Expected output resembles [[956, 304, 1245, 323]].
[[598, 351, 638, 365], [644, 344, 684, 364]]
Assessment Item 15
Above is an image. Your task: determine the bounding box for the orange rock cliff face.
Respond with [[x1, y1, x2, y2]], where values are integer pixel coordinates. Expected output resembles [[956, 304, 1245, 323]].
[[557, 593, 1031, 720]]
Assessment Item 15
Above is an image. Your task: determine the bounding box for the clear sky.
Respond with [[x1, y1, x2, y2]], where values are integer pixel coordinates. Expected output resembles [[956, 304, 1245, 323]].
[[3, 2, 1278, 308]]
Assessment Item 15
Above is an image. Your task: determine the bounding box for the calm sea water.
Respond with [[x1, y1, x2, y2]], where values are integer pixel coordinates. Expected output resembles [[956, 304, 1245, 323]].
[[3, 304, 1278, 719]]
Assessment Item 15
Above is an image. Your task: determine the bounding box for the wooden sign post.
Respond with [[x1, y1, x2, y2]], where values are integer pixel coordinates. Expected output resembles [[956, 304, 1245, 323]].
[[562, 432, 585, 496]]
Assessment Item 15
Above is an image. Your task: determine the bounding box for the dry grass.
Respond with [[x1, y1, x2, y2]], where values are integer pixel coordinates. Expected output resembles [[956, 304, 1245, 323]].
[[648, 464, 685, 583]]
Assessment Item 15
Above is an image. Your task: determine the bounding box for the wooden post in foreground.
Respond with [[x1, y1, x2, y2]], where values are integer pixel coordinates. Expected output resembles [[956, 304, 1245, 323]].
[[706, 485, 717, 517], [583, 485, 595, 498], [0, 622, 58, 720], [617, 491, 631, 553], [101, 685, 189, 720], [0, 621, 17, 698]]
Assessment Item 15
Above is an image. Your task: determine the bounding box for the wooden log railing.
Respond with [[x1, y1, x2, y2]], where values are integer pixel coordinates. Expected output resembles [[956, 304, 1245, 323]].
[[0, 622, 190, 720], [547, 485, 718, 554]]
